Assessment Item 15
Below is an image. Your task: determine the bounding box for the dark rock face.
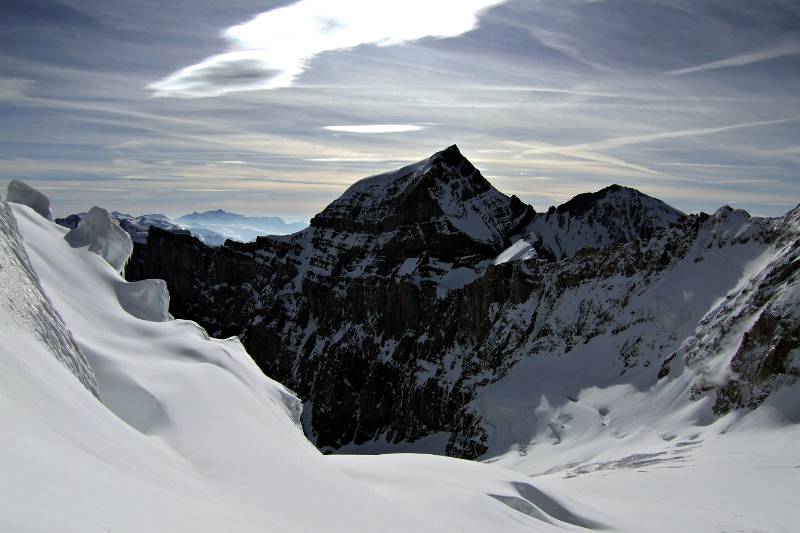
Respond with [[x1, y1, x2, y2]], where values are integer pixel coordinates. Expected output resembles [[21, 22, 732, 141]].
[[55, 213, 83, 230], [125, 147, 800, 458], [710, 211, 800, 414]]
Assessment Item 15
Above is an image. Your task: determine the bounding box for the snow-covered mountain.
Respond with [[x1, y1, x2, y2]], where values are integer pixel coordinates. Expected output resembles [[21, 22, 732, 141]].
[[176, 209, 307, 243], [524, 184, 684, 260], [6, 162, 800, 532], [126, 146, 800, 470], [312, 144, 534, 254], [56, 211, 200, 243], [3, 184, 607, 533], [56, 209, 306, 247]]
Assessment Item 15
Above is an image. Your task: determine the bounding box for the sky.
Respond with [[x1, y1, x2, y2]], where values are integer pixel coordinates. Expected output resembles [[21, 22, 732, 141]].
[[1, 0, 799, 220]]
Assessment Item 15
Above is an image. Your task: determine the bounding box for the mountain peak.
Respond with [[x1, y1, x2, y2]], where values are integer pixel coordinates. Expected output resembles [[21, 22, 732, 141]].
[[527, 184, 685, 259], [556, 184, 674, 216], [429, 143, 466, 164], [310, 146, 534, 253]]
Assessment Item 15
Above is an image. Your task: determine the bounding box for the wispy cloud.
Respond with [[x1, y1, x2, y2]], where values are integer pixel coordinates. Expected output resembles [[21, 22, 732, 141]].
[[4, 0, 800, 218], [665, 41, 800, 76], [557, 116, 800, 152], [323, 124, 425, 133], [305, 157, 398, 162], [149, 0, 507, 97]]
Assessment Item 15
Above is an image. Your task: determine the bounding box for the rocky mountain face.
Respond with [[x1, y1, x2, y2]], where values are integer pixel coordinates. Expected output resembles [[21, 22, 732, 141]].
[[125, 146, 800, 459]]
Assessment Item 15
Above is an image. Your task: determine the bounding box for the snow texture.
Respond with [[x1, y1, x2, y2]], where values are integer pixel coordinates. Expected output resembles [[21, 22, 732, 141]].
[[0, 195, 97, 397]]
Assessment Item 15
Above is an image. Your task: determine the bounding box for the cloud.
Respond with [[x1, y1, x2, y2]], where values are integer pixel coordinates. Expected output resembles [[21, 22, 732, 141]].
[[149, 0, 507, 97], [518, 117, 800, 159], [305, 157, 398, 162], [0, 78, 33, 99], [150, 57, 282, 97], [665, 41, 800, 76], [566, 116, 800, 151], [323, 124, 425, 133]]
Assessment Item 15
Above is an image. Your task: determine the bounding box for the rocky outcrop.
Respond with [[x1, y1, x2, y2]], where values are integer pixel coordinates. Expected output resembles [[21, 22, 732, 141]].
[[126, 147, 800, 458]]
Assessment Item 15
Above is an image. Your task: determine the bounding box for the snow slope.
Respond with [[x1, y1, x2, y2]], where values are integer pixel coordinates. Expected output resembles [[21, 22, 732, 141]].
[[2, 190, 602, 532], [472, 205, 800, 533]]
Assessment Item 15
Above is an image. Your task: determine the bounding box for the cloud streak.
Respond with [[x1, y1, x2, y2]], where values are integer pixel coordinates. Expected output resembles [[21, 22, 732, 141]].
[[666, 42, 800, 76], [149, 0, 506, 97]]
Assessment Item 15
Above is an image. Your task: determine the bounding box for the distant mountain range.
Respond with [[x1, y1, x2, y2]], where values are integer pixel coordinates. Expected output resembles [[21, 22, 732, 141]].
[[56, 209, 307, 246], [176, 209, 308, 244]]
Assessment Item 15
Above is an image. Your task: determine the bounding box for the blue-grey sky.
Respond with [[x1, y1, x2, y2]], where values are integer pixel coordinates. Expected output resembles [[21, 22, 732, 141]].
[[1, 0, 799, 219]]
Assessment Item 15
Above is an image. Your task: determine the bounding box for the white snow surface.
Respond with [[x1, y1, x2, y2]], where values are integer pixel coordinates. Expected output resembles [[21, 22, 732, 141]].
[[2, 198, 600, 533], [0, 196, 97, 397], [495, 238, 536, 264], [64, 206, 134, 272]]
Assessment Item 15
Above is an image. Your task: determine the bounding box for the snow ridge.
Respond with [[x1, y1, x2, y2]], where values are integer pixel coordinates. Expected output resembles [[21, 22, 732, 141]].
[[0, 195, 98, 397]]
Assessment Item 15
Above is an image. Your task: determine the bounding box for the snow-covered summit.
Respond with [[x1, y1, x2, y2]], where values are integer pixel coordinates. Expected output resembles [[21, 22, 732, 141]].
[[312, 145, 534, 252], [524, 184, 684, 259]]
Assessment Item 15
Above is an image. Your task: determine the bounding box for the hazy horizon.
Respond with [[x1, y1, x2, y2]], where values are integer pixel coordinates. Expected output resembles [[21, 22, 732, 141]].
[[2, 0, 799, 218]]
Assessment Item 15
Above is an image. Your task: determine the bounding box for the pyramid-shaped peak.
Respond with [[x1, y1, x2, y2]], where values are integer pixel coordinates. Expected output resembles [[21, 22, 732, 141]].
[[311, 146, 534, 252], [429, 143, 465, 162]]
